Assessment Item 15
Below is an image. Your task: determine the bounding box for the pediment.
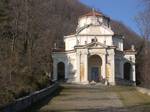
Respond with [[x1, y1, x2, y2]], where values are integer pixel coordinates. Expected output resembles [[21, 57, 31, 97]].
[[83, 42, 108, 49], [78, 25, 114, 36]]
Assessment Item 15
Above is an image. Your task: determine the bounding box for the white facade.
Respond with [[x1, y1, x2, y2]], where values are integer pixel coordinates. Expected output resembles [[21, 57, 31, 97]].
[[52, 11, 136, 85]]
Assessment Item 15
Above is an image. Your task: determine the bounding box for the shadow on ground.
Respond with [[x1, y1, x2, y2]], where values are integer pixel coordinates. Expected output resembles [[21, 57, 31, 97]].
[[23, 86, 64, 112]]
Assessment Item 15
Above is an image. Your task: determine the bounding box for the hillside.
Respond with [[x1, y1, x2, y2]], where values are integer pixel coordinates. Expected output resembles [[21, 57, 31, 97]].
[[0, 0, 143, 106]]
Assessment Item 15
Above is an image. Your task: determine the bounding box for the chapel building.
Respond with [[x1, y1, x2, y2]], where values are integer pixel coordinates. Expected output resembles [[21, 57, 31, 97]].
[[52, 10, 136, 85]]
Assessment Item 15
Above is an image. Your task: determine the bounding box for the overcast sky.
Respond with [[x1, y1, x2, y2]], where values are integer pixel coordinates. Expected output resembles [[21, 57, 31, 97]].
[[80, 0, 144, 35]]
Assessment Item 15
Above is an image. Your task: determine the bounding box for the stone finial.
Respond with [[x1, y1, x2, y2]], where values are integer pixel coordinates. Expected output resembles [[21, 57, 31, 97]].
[[54, 43, 57, 49], [131, 45, 135, 51]]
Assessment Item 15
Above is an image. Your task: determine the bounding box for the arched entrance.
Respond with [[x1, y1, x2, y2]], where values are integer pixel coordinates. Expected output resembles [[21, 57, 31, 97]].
[[57, 62, 65, 81], [88, 55, 102, 82], [124, 62, 132, 80]]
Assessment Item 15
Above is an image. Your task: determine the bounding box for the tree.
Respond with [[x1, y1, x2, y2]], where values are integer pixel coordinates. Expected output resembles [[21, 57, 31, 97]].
[[135, 0, 150, 87], [0, 0, 8, 23], [135, 12, 150, 41]]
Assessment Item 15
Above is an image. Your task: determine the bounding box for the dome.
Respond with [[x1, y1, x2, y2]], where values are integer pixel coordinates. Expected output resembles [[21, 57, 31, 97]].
[[78, 10, 110, 29]]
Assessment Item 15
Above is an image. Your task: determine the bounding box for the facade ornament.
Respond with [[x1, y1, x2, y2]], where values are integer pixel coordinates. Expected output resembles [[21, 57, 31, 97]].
[[104, 40, 106, 45], [85, 41, 87, 44], [94, 36, 98, 42]]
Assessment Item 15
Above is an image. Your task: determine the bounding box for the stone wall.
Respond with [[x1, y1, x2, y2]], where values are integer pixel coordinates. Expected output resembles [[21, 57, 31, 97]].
[[1, 83, 59, 112]]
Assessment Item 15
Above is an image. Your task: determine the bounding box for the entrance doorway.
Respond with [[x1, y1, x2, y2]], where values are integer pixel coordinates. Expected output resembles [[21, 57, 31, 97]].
[[57, 62, 65, 81], [88, 55, 102, 82], [91, 67, 99, 82], [124, 62, 132, 80]]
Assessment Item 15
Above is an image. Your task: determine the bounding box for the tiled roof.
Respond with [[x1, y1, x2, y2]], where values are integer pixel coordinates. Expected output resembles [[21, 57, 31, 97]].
[[79, 11, 103, 18], [84, 11, 103, 16]]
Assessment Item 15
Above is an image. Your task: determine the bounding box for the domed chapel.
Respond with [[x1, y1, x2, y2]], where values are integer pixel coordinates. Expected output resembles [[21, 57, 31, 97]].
[[52, 10, 136, 85]]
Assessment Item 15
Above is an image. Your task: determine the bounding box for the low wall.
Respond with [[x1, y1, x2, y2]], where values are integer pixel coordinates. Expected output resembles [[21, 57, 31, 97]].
[[1, 83, 59, 112], [136, 87, 150, 96]]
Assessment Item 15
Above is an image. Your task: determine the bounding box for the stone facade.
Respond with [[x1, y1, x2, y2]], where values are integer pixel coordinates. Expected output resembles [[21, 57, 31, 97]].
[[52, 11, 136, 85]]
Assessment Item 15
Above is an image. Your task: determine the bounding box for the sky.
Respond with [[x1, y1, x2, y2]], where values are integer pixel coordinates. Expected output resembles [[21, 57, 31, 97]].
[[80, 0, 144, 35]]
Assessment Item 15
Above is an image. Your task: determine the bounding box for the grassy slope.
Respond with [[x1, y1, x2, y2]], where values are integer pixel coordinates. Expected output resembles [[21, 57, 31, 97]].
[[112, 86, 150, 111]]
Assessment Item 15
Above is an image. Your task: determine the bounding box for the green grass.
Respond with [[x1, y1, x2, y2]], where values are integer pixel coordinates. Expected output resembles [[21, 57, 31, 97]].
[[111, 86, 150, 111]]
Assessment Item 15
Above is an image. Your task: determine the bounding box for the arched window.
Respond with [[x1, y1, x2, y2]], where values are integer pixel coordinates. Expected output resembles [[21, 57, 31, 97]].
[[57, 62, 65, 81]]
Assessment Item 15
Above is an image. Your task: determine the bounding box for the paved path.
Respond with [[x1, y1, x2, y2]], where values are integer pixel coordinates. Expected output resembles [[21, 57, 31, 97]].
[[35, 84, 127, 112]]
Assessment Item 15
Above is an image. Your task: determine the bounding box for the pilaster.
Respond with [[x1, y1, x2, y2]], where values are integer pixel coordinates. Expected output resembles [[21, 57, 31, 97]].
[[76, 52, 81, 82], [84, 51, 88, 83], [120, 60, 124, 79], [112, 53, 115, 85], [102, 55, 106, 79], [65, 60, 68, 79], [108, 49, 115, 85], [132, 63, 136, 82], [53, 60, 57, 81]]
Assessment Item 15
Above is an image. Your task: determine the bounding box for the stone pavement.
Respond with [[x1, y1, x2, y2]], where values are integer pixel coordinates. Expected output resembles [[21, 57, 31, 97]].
[[36, 84, 128, 112]]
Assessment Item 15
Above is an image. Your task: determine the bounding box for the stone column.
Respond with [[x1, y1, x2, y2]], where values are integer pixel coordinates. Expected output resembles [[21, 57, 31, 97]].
[[120, 59, 124, 79], [132, 63, 136, 82], [65, 60, 68, 79], [76, 52, 81, 83], [84, 52, 88, 83], [111, 53, 115, 85], [53, 60, 57, 81], [109, 50, 115, 85], [102, 54, 106, 79]]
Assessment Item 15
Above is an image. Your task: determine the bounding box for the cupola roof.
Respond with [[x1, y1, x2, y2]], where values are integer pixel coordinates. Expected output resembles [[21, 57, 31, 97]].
[[83, 11, 103, 17], [79, 9, 109, 20]]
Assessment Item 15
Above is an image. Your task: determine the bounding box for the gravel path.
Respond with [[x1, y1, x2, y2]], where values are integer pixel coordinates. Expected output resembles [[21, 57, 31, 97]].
[[37, 84, 128, 112]]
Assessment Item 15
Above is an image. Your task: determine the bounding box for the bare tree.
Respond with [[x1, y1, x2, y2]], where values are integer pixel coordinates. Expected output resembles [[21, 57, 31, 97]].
[[136, 0, 150, 40], [135, 12, 150, 40], [135, 0, 150, 87]]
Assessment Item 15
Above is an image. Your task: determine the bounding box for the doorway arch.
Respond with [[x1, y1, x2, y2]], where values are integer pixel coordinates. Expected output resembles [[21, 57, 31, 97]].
[[88, 55, 102, 82], [57, 62, 65, 81], [124, 62, 132, 80]]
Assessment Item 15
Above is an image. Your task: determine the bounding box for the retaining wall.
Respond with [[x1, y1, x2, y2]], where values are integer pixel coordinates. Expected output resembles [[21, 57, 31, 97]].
[[1, 83, 59, 112]]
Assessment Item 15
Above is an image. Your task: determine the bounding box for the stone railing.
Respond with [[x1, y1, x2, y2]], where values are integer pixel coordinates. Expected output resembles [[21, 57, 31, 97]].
[[1, 83, 59, 112]]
